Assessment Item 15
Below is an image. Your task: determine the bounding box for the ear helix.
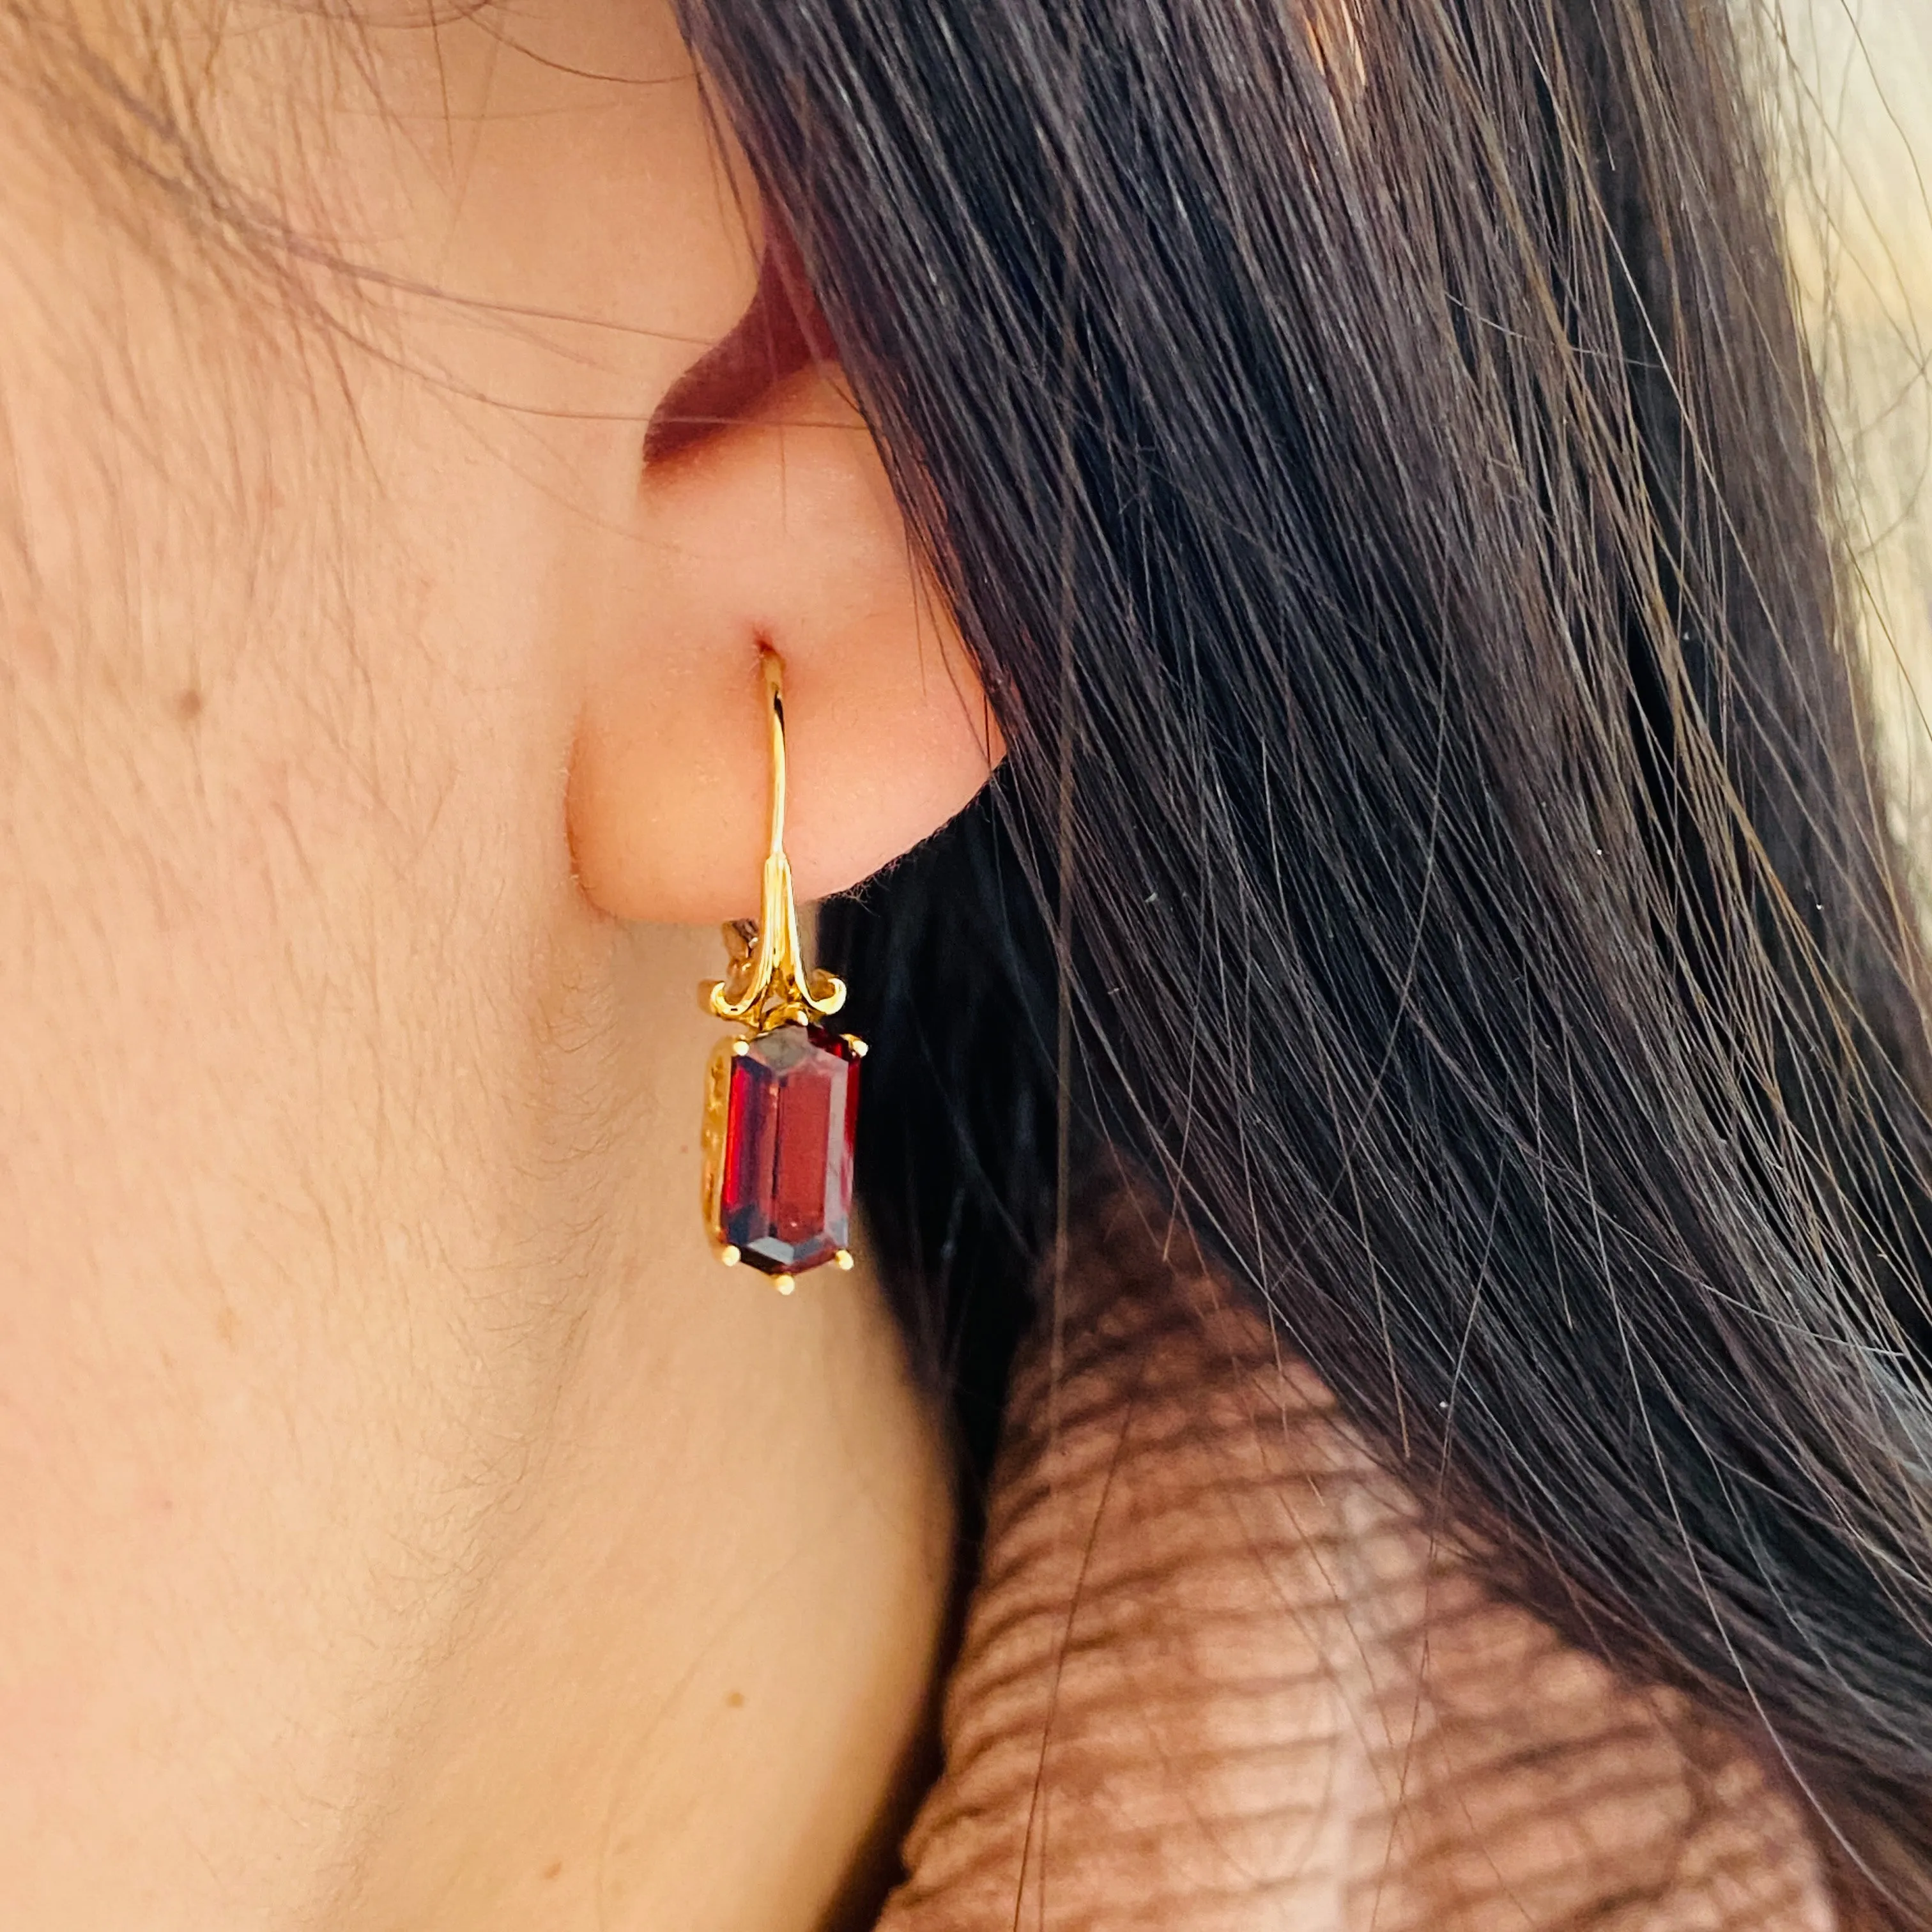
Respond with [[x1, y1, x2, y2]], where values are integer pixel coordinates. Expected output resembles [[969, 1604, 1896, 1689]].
[[645, 220, 836, 469]]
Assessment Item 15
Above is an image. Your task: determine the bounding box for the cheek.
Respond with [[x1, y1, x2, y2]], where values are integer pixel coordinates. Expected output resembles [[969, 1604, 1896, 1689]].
[[287, 3, 762, 436], [0, 435, 617, 1913]]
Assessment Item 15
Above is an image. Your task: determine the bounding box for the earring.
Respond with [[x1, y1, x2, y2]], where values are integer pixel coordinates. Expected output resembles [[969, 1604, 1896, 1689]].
[[700, 651, 866, 1294]]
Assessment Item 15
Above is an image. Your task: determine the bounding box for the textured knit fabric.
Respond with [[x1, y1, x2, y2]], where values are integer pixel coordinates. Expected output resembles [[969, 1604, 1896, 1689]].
[[877, 1197, 1835, 1931]]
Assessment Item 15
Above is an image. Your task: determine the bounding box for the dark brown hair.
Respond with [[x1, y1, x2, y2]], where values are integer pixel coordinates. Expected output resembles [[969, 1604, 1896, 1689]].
[[680, 0, 1932, 1919]]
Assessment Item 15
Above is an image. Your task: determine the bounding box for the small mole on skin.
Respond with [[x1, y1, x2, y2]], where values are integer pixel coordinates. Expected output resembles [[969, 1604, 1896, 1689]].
[[541, 1860, 564, 1882], [176, 687, 204, 724], [726, 1690, 746, 1709]]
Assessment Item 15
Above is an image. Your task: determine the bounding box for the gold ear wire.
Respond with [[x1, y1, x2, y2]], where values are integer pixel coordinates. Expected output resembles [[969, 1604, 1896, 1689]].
[[700, 651, 847, 1034]]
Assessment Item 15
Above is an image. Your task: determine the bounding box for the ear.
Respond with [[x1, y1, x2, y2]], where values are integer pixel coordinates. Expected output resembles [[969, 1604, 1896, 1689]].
[[566, 232, 1001, 926]]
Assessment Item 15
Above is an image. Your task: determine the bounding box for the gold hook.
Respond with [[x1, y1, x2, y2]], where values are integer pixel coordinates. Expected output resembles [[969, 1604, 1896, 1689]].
[[702, 651, 847, 1033], [762, 651, 787, 862]]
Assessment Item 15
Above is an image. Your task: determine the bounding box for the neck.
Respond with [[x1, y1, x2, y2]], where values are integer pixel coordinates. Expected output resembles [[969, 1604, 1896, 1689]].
[[329, 921, 957, 1932]]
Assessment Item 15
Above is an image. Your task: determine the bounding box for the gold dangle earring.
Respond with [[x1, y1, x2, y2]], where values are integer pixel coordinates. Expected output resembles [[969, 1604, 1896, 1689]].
[[700, 651, 865, 1293]]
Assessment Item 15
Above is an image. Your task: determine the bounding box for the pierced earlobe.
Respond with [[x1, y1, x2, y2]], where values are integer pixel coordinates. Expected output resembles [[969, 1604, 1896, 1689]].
[[565, 202, 999, 929]]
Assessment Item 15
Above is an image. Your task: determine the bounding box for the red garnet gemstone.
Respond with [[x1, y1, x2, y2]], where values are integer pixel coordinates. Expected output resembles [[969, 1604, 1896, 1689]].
[[719, 1025, 861, 1276]]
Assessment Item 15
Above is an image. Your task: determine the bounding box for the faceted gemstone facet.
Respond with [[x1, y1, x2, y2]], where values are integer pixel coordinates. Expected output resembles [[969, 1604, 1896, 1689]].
[[719, 1025, 860, 1276]]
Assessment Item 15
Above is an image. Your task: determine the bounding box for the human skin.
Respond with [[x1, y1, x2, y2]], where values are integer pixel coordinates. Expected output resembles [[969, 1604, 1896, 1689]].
[[0, 4, 989, 1928], [0, 4, 1849, 1930]]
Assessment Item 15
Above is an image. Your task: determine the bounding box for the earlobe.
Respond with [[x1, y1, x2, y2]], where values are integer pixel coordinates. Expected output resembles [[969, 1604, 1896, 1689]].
[[566, 253, 1000, 929]]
